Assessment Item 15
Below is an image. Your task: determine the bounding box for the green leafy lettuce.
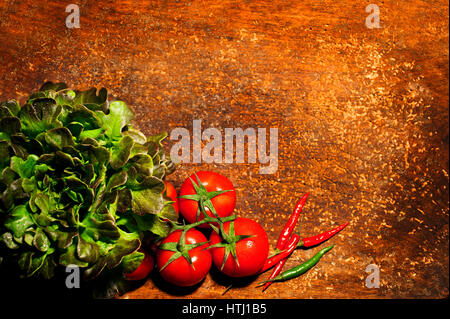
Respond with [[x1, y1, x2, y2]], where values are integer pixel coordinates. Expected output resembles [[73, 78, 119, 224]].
[[0, 82, 177, 283]]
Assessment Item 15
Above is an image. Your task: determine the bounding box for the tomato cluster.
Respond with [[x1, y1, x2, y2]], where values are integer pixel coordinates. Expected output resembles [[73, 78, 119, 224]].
[[124, 171, 269, 288]]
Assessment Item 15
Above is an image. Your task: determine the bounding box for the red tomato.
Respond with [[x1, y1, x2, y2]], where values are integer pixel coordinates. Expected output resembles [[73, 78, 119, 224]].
[[156, 229, 211, 287], [178, 171, 236, 228], [125, 249, 154, 281], [163, 181, 179, 214], [209, 217, 269, 277]]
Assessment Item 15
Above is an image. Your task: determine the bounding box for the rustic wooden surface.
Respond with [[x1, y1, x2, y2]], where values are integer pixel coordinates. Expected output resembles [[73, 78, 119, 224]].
[[0, 0, 448, 299]]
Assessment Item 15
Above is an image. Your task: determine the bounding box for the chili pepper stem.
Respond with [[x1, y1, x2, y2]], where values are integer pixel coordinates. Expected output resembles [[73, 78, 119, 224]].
[[222, 284, 233, 295], [267, 248, 282, 259], [267, 247, 291, 261]]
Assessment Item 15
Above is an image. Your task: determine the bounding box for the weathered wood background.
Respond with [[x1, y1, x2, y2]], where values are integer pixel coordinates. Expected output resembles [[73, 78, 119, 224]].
[[0, 0, 448, 299]]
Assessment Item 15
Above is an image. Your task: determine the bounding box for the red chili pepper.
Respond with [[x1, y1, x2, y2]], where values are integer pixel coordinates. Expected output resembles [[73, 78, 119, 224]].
[[299, 222, 349, 247], [262, 234, 300, 291], [260, 233, 300, 273], [263, 258, 286, 291], [262, 193, 309, 292], [276, 193, 309, 250]]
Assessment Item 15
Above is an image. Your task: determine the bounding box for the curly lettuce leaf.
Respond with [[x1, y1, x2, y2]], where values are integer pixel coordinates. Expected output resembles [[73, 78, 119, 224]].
[[0, 82, 177, 290]]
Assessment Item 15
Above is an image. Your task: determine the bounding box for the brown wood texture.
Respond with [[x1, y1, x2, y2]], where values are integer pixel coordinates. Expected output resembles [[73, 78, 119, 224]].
[[0, 0, 448, 299]]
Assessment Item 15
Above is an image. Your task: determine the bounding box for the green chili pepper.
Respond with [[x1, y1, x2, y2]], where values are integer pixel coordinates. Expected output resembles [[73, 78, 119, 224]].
[[258, 244, 334, 284]]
